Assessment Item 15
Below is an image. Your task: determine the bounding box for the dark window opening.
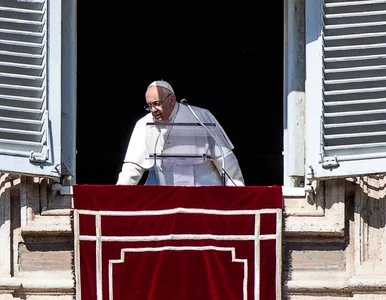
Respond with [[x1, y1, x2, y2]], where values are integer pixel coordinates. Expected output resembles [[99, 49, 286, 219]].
[[76, 1, 284, 186]]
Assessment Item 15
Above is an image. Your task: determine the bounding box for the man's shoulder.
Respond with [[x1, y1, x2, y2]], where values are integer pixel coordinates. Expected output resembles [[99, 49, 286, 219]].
[[189, 105, 213, 117], [136, 113, 153, 124], [188, 104, 210, 113]]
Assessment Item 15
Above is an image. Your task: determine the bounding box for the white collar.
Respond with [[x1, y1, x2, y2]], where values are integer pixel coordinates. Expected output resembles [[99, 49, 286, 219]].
[[166, 102, 179, 123]]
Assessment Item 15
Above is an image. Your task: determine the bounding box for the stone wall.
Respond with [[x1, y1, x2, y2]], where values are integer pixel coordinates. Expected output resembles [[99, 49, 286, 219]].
[[283, 177, 386, 299], [0, 174, 73, 299], [1, 174, 386, 299]]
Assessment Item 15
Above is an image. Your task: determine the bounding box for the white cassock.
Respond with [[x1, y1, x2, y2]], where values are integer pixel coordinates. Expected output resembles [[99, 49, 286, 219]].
[[117, 103, 245, 186]]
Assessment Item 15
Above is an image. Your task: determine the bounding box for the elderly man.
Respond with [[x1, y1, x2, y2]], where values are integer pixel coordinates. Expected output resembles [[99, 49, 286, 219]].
[[116, 80, 244, 186]]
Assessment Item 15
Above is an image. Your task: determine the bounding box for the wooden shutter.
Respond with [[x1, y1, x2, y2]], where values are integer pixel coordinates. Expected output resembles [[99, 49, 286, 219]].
[[307, 0, 386, 179], [0, 0, 62, 178]]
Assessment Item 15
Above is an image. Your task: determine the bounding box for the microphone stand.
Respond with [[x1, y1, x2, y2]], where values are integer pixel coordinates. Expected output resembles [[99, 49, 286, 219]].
[[180, 99, 226, 186]]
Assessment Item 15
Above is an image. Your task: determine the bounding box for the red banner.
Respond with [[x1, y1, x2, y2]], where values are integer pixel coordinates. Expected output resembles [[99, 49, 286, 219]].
[[73, 185, 283, 300]]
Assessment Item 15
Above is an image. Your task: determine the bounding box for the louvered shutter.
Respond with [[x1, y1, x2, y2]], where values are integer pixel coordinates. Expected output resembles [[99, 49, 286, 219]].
[[306, 0, 386, 179], [0, 0, 62, 178]]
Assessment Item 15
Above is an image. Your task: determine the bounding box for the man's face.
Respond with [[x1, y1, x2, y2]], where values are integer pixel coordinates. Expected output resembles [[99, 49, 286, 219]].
[[145, 86, 175, 122]]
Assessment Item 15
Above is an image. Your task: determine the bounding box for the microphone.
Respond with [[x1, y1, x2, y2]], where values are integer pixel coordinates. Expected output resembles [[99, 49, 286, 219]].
[[180, 99, 226, 186]]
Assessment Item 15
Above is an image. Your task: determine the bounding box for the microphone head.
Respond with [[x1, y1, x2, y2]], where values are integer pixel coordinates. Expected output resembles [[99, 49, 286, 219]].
[[180, 99, 188, 105]]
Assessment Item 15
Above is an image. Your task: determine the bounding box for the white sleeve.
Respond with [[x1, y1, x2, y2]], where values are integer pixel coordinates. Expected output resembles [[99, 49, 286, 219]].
[[213, 151, 245, 186], [116, 162, 145, 185], [122, 116, 153, 169], [195, 108, 244, 186]]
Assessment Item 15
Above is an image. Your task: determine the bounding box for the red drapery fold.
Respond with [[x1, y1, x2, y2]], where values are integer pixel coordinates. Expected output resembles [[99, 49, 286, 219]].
[[73, 185, 283, 300]]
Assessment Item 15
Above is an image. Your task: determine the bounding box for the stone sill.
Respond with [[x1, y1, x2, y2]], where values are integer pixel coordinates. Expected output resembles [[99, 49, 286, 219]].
[[0, 271, 74, 290], [59, 185, 307, 197]]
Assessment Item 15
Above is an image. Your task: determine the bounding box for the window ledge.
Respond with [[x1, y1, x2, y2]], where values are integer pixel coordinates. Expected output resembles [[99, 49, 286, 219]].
[[59, 185, 310, 197]]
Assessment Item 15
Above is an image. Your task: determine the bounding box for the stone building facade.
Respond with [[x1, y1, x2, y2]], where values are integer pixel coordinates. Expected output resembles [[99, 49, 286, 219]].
[[1, 175, 386, 299], [0, 0, 386, 299]]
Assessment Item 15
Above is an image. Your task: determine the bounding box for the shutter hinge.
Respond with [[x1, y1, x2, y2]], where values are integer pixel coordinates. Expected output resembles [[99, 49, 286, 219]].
[[29, 147, 49, 163], [321, 156, 339, 169]]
